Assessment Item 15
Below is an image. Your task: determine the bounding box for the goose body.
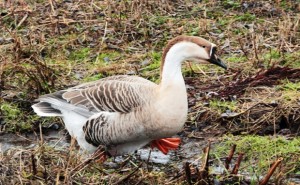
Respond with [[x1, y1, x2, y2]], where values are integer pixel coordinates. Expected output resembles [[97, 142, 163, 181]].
[[32, 36, 226, 156]]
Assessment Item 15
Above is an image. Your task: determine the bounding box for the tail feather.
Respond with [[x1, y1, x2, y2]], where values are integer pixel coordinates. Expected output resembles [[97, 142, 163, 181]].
[[32, 102, 62, 117], [32, 90, 94, 118]]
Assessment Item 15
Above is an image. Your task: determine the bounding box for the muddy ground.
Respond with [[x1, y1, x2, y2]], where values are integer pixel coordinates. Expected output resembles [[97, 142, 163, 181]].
[[0, 0, 300, 184]]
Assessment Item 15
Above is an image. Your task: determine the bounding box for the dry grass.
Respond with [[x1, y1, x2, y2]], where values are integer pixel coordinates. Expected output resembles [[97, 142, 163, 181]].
[[0, 0, 300, 184]]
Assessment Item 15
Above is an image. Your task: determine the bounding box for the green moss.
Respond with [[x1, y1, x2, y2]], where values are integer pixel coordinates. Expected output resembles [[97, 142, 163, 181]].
[[206, 9, 225, 19], [139, 51, 162, 82], [221, 0, 241, 9], [276, 80, 300, 101], [284, 51, 300, 68], [213, 135, 300, 182], [95, 51, 121, 64], [190, 27, 200, 36], [81, 51, 122, 82], [69, 48, 91, 61], [225, 55, 247, 63], [0, 102, 21, 120], [149, 15, 169, 26], [217, 18, 231, 27], [280, 80, 300, 91], [235, 13, 256, 22], [263, 49, 281, 61], [143, 51, 161, 71], [209, 100, 237, 113], [82, 73, 103, 82], [279, 0, 295, 11], [0, 102, 39, 132]]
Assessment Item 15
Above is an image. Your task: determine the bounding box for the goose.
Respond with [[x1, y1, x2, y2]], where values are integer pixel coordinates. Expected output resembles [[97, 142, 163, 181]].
[[32, 35, 227, 157]]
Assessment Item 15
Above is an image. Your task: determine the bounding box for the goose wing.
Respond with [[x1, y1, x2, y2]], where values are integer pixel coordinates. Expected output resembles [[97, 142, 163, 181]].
[[62, 75, 157, 113]]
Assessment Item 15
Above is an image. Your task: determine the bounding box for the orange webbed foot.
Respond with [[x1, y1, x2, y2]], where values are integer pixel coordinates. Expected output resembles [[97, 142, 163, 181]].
[[150, 138, 181, 155]]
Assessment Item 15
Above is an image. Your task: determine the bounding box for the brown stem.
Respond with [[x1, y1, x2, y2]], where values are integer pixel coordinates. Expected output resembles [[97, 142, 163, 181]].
[[198, 141, 211, 181], [113, 163, 142, 185], [252, 34, 261, 67], [225, 144, 236, 170], [259, 157, 283, 185], [201, 141, 211, 172], [185, 162, 192, 185], [31, 153, 37, 175], [238, 37, 249, 60], [231, 153, 244, 174], [70, 147, 105, 176]]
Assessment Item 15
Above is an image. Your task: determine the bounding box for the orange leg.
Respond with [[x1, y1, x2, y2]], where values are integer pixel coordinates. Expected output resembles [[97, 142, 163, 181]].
[[93, 149, 108, 163], [96, 153, 107, 163], [150, 138, 181, 155]]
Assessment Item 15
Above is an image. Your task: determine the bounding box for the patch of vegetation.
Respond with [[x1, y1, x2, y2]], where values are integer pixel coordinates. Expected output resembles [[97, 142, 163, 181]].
[[263, 49, 281, 61], [276, 80, 300, 102], [221, 0, 241, 9], [280, 80, 300, 91], [82, 73, 103, 82], [217, 18, 231, 27], [209, 99, 237, 113], [213, 135, 300, 183], [284, 51, 300, 68], [235, 13, 256, 22], [149, 15, 169, 26], [95, 51, 121, 65], [0, 102, 36, 132], [225, 55, 247, 63], [69, 47, 91, 61], [279, 0, 297, 11], [206, 9, 225, 19], [140, 51, 162, 82]]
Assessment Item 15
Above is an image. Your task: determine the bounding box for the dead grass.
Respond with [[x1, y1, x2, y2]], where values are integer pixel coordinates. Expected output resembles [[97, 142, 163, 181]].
[[0, 0, 300, 184]]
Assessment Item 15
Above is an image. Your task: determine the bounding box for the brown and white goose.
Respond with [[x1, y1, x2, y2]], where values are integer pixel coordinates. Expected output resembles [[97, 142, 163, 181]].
[[32, 36, 227, 156]]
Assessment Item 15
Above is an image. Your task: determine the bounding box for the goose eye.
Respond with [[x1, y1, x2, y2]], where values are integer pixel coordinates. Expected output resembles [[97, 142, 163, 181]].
[[202, 46, 206, 48]]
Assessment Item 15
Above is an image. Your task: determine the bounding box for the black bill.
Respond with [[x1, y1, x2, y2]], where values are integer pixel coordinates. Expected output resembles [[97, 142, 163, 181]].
[[208, 47, 227, 69]]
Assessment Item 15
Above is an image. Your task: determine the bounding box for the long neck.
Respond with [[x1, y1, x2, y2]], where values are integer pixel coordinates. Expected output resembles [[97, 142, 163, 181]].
[[156, 43, 189, 126], [160, 43, 187, 87]]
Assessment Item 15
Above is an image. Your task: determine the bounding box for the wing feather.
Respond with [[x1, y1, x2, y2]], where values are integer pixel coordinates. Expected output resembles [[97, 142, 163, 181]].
[[62, 75, 156, 113]]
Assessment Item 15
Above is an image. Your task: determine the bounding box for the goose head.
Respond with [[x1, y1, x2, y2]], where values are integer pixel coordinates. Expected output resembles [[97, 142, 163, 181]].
[[161, 36, 227, 76]]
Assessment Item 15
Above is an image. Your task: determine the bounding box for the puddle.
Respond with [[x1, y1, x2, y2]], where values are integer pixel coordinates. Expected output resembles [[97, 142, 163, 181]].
[[138, 148, 170, 164], [0, 133, 35, 152]]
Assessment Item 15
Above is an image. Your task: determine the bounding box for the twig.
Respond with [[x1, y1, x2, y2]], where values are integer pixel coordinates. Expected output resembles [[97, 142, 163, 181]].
[[185, 162, 192, 185], [259, 157, 283, 185], [101, 21, 108, 47], [231, 153, 244, 174], [146, 150, 152, 172], [70, 147, 105, 176], [238, 37, 249, 60], [187, 61, 195, 75], [48, 0, 55, 15], [196, 65, 210, 78], [252, 34, 261, 67], [203, 143, 210, 172], [55, 169, 61, 185], [198, 141, 210, 180], [16, 13, 28, 29], [31, 153, 37, 175], [113, 163, 142, 185], [225, 144, 236, 170], [39, 123, 44, 144]]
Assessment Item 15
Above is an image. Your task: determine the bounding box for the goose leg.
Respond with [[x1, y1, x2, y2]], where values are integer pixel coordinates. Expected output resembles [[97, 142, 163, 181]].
[[150, 138, 181, 155], [96, 153, 107, 163], [91, 148, 108, 163]]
